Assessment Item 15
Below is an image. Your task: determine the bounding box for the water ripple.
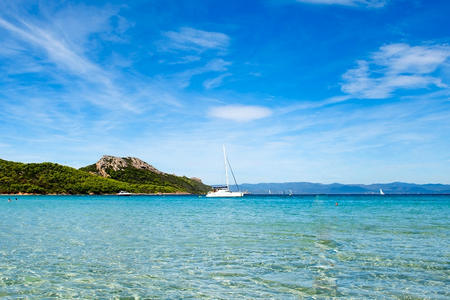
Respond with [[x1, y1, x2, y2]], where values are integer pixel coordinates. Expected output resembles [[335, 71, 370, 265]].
[[0, 195, 449, 298]]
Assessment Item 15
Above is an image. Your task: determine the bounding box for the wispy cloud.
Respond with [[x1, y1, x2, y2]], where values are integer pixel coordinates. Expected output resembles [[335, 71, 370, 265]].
[[341, 43, 450, 99], [203, 72, 232, 89], [0, 3, 201, 120], [0, 3, 126, 85], [167, 55, 201, 65], [208, 105, 272, 122], [0, 2, 198, 151], [0, 17, 100, 77], [160, 27, 230, 53], [0, 8, 137, 113], [296, 0, 388, 8], [276, 95, 352, 115], [172, 58, 232, 88], [157, 27, 233, 90]]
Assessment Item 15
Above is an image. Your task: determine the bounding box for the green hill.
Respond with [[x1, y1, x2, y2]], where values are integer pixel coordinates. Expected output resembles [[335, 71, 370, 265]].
[[0, 156, 210, 195], [79, 155, 210, 194]]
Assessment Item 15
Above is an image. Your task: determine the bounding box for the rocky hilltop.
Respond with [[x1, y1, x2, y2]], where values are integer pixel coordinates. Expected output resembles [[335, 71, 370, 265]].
[[95, 155, 164, 177], [80, 155, 210, 194]]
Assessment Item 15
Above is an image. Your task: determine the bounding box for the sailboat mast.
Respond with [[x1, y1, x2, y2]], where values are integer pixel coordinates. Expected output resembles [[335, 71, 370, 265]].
[[223, 145, 229, 189]]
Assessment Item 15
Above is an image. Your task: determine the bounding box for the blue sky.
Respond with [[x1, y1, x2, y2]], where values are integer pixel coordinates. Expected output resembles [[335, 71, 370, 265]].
[[0, 0, 449, 184]]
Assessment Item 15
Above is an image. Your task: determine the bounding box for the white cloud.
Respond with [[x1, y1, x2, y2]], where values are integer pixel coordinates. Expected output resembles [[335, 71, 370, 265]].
[[161, 27, 230, 53], [208, 105, 272, 122], [341, 43, 450, 99], [296, 0, 387, 8], [373, 43, 450, 74]]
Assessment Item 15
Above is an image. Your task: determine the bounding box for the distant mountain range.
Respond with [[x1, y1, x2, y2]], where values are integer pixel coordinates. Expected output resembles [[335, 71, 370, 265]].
[[232, 182, 450, 194]]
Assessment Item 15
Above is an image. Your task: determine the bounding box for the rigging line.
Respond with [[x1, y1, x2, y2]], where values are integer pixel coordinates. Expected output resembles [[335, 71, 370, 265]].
[[226, 156, 240, 192]]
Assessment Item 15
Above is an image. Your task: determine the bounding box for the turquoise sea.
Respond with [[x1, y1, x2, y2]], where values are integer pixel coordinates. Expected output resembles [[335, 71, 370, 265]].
[[0, 195, 449, 298]]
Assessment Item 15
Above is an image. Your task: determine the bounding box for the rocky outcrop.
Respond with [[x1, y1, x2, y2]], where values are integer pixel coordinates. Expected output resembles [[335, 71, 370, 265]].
[[77, 155, 211, 194], [95, 155, 164, 177], [190, 177, 203, 183]]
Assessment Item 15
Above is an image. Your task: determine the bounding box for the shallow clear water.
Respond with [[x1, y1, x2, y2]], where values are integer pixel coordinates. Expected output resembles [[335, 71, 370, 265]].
[[0, 195, 449, 298]]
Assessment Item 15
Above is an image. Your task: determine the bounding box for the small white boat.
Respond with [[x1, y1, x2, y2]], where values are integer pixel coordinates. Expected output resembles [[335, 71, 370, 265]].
[[206, 145, 243, 198], [379, 188, 385, 195], [206, 186, 244, 197], [117, 191, 132, 196]]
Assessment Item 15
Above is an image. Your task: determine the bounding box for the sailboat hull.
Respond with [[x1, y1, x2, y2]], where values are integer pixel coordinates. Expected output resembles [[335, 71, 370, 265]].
[[206, 190, 244, 197]]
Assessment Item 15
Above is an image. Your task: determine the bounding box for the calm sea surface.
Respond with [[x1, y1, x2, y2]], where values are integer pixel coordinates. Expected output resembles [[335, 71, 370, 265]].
[[0, 195, 449, 298]]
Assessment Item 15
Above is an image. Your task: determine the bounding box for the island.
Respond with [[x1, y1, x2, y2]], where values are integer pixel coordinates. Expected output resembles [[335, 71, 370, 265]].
[[0, 155, 211, 195]]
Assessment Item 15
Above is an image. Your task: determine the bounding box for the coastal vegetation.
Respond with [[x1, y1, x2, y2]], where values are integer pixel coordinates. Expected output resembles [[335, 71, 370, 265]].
[[80, 155, 210, 194], [0, 156, 211, 195]]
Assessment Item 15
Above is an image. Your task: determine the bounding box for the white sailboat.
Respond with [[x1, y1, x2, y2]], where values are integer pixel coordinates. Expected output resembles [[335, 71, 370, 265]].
[[206, 145, 244, 198], [379, 188, 385, 195]]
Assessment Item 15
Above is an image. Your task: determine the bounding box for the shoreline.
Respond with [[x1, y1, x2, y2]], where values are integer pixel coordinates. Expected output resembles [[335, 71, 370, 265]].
[[0, 192, 195, 196]]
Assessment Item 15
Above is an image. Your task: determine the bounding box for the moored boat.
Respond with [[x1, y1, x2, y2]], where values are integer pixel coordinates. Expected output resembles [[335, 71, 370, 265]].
[[206, 145, 243, 198], [117, 190, 132, 196]]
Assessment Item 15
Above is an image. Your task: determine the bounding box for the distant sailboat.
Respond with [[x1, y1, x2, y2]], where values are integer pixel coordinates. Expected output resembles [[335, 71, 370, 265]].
[[206, 145, 244, 198], [379, 188, 385, 195]]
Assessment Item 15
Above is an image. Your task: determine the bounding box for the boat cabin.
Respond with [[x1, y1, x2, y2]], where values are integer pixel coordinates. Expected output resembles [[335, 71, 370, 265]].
[[210, 185, 229, 192]]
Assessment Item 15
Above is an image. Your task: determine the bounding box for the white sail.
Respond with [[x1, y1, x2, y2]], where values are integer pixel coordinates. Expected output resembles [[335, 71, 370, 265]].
[[223, 144, 229, 190], [379, 188, 385, 195], [206, 145, 244, 198]]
